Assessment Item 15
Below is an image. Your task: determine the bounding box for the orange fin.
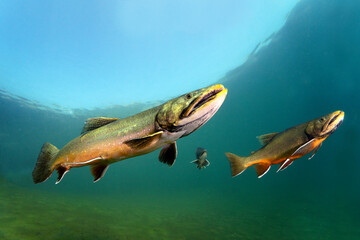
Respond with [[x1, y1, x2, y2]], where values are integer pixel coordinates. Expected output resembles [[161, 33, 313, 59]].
[[277, 158, 294, 172], [257, 132, 278, 145], [290, 138, 316, 157], [90, 164, 109, 183], [159, 142, 177, 166], [81, 117, 119, 134], [225, 152, 248, 177], [308, 142, 322, 160], [254, 163, 271, 178]]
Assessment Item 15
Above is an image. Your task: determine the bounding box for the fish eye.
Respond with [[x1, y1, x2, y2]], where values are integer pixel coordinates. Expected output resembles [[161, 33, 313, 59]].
[[185, 93, 192, 100], [320, 117, 325, 123]]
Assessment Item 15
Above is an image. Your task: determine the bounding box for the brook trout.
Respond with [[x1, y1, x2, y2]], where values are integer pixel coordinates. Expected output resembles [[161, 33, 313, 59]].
[[225, 110, 344, 178], [33, 84, 227, 184]]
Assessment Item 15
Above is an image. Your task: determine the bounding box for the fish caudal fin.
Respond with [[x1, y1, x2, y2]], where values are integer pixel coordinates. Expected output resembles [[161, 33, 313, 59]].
[[225, 152, 248, 177], [32, 142, 59, 184]]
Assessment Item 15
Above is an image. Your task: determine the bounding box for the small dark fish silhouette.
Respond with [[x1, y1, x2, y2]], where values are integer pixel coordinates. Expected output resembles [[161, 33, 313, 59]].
[[191, 147, 210, 169]]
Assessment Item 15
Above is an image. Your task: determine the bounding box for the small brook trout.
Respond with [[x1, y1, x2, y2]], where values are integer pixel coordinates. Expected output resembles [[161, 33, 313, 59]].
[[225, 110, 344, 178], [191, 147, 210, 169], [33, 84, 227, 184]]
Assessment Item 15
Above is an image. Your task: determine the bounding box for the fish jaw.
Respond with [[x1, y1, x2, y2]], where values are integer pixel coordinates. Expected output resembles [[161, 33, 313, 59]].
[[156, 84, 227, 136], [173, 85, 227, 136], [179, 84, 227, 119], [321, 110, 344, 136]]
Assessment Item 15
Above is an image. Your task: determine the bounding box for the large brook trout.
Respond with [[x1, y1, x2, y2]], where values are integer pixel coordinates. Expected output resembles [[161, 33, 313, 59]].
[[33, 84, 227, 184]]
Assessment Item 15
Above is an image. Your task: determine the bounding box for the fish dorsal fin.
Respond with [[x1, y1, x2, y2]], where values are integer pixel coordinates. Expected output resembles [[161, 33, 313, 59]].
[[257, 132, 278, 145], [254, 163, 271, 178], [290, 138, 316, 158], [159, 142, 177, 167], [277, 158, 294, 172], [81, 117, 120, 134], [124, 131, 163, 149], [308, 142, 322, 160], [90, 164, 109, 183]]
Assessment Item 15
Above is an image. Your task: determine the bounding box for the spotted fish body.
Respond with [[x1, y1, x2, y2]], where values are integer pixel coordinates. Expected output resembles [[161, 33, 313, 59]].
[[32, 84, 227, 184], [225, 110, 344, 178]]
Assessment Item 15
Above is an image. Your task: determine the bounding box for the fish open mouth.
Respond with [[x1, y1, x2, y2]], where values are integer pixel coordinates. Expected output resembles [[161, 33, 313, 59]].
[[180, 85, 226, 119]]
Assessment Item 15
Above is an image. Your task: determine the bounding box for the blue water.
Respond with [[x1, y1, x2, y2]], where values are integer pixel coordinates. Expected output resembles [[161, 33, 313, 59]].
[[1, 0, 359, 239]]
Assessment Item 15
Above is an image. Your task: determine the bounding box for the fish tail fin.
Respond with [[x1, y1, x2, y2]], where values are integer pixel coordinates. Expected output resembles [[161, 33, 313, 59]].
[[32, 142, 59, 184], [225, 152, 248, 177]]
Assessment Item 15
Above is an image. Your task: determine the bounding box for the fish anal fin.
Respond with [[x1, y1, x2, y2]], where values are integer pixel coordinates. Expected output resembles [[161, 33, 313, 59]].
[[277, 158, 294, 172], [159, 142, 177, 166], [124, 131, 163, 149], [257, 132, 278, 145], [81, 117, 120, 134], [309, 142, 322, 160], [90, 164, 109, 183], [254, 162, 271, 178], [55, 165, 69, 184]]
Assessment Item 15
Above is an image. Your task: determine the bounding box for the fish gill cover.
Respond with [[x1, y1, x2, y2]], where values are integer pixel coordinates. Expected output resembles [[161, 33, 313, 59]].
[[0, 0, 359, 239]]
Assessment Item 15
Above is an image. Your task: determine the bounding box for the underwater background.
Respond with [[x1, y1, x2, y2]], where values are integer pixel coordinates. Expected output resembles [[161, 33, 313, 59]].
[[1, 0, 359, 239]]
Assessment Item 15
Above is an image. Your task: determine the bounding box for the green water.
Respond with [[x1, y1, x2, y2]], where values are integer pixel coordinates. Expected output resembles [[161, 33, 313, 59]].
[[1, 0, 360, 239]]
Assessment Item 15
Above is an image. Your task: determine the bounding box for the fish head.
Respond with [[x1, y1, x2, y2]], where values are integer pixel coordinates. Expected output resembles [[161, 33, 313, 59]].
[[196, 147, 207, 159], [156, 84, 227, 137], [305, 110, 345, 138]]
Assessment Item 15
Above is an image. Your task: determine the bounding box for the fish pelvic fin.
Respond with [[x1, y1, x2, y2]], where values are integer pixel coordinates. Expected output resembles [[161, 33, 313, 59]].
[[225, 152, 248, 177], [32, 142, 59, 184]]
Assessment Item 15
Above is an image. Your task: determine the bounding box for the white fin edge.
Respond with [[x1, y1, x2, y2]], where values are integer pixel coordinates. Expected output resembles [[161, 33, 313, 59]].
[[93, 165, 110, 183], [257, 165, 271, 178]]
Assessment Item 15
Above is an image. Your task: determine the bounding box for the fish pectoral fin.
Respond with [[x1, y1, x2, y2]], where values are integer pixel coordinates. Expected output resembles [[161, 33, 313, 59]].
[[290, 138, 316, 158], [254, 163, 271, 178], [81, 117, 120, 134], [277, 158, 294, 172], [55, 166, 69, 184], [204, 159, 210, 167], [257, 132, 278, 145], [191, 159, 199, 164], [90, 164, 109, 183], [124, 131, 163, 149], [159, 142, 177, 167], [308, 142, 322, 160]]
